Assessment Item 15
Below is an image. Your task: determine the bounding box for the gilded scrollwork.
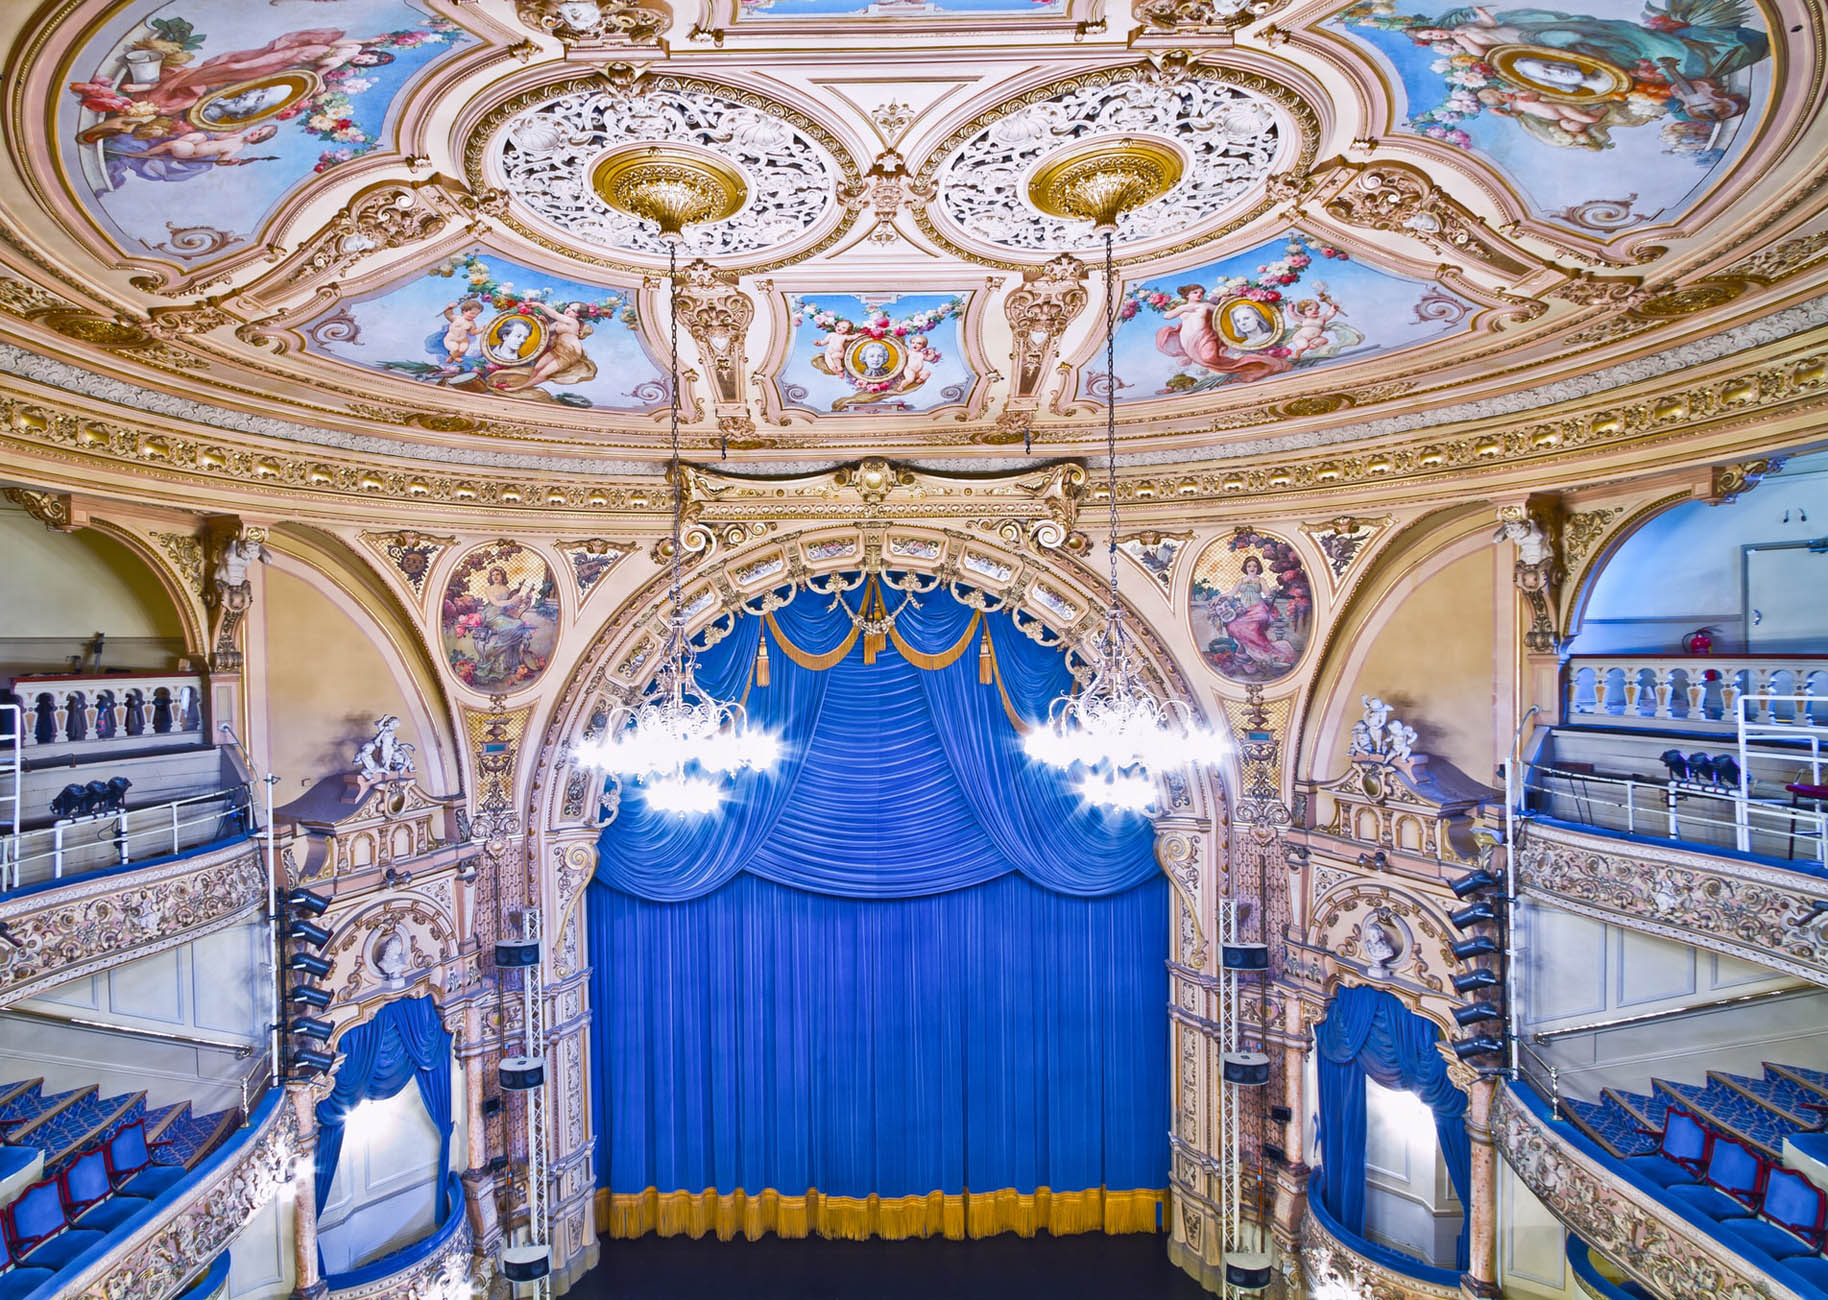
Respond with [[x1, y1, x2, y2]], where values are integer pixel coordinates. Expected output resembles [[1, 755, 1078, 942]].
[[1321, 162, 1536, 281]]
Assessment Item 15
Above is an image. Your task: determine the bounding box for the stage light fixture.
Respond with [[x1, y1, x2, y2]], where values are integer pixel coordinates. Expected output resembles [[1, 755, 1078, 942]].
[[501, 1245, 551, 1283], [1448, 868, 1503, 899], [290, 984, 332, 1009], [287, 918, 332, 949], [1450, 900, 1499, 930], [286, 888, 331, 916], [287, 952, 332, 978], [1451, 967, 1501, 994], [1451, 1035, 1506, 1062], [1450, 935, 1500, 961], [290, 1015, 334, 1042], [291, 1046, 335, 1075], [1452, 1002, 1503, 1028]]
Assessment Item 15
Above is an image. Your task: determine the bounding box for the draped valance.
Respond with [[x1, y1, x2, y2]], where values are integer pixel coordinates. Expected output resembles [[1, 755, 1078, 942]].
[[594, 577, 1158, 902]]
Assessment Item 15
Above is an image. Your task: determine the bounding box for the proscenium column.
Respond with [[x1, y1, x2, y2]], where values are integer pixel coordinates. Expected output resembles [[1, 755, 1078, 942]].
[[1461, 1077, 1501, 1300]]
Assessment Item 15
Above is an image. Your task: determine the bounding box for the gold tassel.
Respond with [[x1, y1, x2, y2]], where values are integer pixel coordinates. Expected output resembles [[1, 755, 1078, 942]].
[[978, 625, 994, 685], [863, 579, 885, 665], [754, 635, 771, 687]]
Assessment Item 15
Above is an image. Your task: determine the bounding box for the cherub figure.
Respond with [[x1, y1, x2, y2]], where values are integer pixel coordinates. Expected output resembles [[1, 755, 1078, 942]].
[[901, 334, 939, 389], [441, 298, 486, 366], [1283, 288, 1342, 363], [812, 318, 856, 375]]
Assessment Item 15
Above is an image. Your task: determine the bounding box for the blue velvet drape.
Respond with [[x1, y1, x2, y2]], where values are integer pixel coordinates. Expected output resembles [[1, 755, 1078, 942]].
[[590, 580, 1167, 1225], [314, 995, 454, 1219], [1314, 984, 1470, 1272]]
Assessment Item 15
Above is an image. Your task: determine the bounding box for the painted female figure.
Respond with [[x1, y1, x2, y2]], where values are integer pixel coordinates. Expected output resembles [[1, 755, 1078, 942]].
[[1208, 556, 1296, 670], [1155, 285, 1290, 384], [472, 565, 537, 681], [487, 301, 597, 394]]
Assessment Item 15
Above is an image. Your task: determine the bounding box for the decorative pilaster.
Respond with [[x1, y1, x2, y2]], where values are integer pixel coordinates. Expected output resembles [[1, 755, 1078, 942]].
[[289, 1086, 327, 1300], [1462, 1078, 1501, 1300], [999, 253, 1088, 445]]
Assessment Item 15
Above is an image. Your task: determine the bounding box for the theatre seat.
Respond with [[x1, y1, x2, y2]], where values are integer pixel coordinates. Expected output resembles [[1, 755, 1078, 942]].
[[1621, 1109, 1709, 1188], [1717, 1166, 1826, 1263], [1662, 1134, 1764, 1222], [0, 1224, 55, 1300], [4, 1177, 107, 1271]]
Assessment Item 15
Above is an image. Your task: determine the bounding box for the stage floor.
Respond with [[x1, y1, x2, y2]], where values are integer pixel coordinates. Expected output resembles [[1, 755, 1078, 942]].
[[576, 1231, 1211, 1299]]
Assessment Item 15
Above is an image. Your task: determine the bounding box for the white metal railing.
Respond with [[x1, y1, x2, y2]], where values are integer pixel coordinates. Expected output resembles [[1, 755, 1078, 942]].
[[11, 672, 204, 756], [0, 703, 17, 894], [1523, 763, 1827, 865], [1738, 694, 1827, 853], [2, 783, 253, 891], [1566, 656, 1828, 729]]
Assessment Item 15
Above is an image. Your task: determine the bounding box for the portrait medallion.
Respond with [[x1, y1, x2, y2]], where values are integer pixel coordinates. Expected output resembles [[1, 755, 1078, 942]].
[[483, 312, 548, 366], [843, 334, 908, 384], [1214, 297, 1285, 351], [1488, 44, 1631, 103], [187, 70, 323, 130]]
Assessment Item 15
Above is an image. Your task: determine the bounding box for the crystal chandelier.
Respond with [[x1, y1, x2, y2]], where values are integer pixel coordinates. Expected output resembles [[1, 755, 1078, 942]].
[[572, 147, 778, 814], [1021, 140, 1212, 812]]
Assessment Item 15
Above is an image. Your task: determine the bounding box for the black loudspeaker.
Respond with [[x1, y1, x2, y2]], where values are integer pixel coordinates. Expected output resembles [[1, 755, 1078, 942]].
[[286, 888, 331, 916], [1269, 1105, 1292, 1124], [1452, 1035, 1506, 1061], [1448, 868, 1503, 899], [1450, 900, 1499, 930], [499, 1055, 545, 1090], [291, 1047, 334, 1075], [1223, 1252, 1274, 1291], [495, 938, 541, 968], [1452, 1002, 1503, 1028], [1222, 1052, 1271, 1086], [287, 919, 332, 949], [290, 985, 332, 1009], [500, 1245, 551, 1282], [1221, 943, 1270, 971], [287, 952, 332, 978], [289, 1015, 334, 1041]]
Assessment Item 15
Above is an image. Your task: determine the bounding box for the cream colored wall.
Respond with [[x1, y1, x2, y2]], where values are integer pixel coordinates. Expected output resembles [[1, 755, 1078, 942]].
[[261, 565, 423, 791], [1332, 547, 1501, 786], [0, 503, 185, 671]]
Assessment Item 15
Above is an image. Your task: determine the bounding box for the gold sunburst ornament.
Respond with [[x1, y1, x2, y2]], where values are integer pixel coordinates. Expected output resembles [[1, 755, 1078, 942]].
[[1027, 137, 1184, 232], [591, 144, 748, 244], [1021, 137, 1212, 812], [573, 144, 776, 815]]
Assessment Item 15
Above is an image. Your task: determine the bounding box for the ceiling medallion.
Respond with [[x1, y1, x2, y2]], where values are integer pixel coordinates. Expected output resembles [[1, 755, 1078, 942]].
[[483, 78, 853, 268], [591, 145, 748, 241], [918, 62, 1311, 265], [1027, 138, 1185, 233], [31, 310, 153, 350]]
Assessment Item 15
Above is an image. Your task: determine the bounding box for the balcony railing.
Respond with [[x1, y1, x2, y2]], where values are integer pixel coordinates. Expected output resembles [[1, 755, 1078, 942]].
[[7, 671, 204, 758], [1566, 656, 1828, 731], [2, 784, 253, 892]]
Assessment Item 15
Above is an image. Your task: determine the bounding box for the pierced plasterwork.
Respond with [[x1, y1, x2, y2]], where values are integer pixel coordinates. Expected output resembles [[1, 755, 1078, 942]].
[[928, 69, 1287, 257], [494, 85, 843, 262]]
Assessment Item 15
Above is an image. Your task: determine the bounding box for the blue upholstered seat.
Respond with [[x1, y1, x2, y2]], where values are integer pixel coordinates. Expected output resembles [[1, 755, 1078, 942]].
[[4, 1177, 106, 1271], [1719, 1166, 1826, 1262], [0, 1222, 56, 1300], [1787, 1255, 1828, 1290], [105, 1122, 185, 1199], [1621, 1109, 1709, 1188], [1662, 1133, 1764, 1222]]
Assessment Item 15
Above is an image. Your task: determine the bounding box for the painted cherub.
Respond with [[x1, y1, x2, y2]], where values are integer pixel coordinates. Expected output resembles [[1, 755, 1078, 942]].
[[441, 298, 486, 366], [900, 334, 939, 389], [136, 123, 279, 167], [1283, 288, 1342, 363], [811, 319, 856, 376], [1475, 86, 1610, 140]]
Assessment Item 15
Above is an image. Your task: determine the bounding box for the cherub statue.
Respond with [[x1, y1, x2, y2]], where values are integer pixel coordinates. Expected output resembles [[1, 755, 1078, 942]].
[[1493, 517, 1552, 567], [1386, 719, 1418, 764], [1349, 694, 1392, 757], [356, 714, 416, 780], [213, 536, 263, 591]]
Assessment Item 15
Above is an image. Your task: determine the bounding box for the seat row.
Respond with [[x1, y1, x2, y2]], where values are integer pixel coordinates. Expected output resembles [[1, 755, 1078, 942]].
[[0, 1119, 186, 1299], [1623, 1106, 1828, 1293]]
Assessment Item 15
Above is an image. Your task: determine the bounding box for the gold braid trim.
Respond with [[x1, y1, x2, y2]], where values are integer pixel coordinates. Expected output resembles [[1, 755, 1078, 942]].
[[596, 1186, 1163, 1241], [985, 623, 1030, 734]]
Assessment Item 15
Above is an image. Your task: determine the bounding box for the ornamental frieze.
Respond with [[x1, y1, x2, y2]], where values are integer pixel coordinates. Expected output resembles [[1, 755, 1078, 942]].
[[0, 841, 264, 1008], [1515, 819, 1828, 986], [1300, 1201, 1461, 1300], [1493, 1085, 1805, 1300]]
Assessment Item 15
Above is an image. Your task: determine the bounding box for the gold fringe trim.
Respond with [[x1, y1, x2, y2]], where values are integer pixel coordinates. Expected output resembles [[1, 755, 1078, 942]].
[[984, 623, 1030, 733], [596, 1186, 1163, 1242], [887, 611, 981, 671], [764, 612, 861, 671]]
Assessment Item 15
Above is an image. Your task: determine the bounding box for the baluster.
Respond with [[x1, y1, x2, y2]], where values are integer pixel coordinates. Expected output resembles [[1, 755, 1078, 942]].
[[80, 696, 98, 742], [1591, 667, 1610, 715], [1654, 668, 1676, 720], [56, 690, 75, 743], [1623, 666, 1643, 716], [1722, 669, 1744, 724], [1685, 671, 1704, 718]]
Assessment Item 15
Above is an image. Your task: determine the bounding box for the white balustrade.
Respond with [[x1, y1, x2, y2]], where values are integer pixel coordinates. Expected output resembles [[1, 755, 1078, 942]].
[[1565, 656, 1828, 730], [8, 672, 204, 757]]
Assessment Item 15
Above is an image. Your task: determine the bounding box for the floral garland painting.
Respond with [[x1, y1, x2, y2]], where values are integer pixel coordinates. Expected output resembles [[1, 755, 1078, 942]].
[[440, 542, 560, 692], [306, 251, 669, 410], [62, 2, 468, 255], [1102, 233, 1466, 401], [1190, 531, 1314, 684], [780, 293, 973, 413], [1328, 0, 1772, 229]]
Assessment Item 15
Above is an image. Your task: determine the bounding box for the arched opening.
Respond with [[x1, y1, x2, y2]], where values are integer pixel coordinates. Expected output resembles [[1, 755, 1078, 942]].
[[587, 573, 1174, 1245]]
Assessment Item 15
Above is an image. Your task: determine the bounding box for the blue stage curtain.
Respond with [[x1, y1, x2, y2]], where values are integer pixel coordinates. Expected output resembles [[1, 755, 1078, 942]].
[[595, 580, 1158, 902], [590, 871, 1167, 1237], [1314, 985, 1470, 1272], [314, 995, 454, 1219], [589, 578, 1167, 1239]]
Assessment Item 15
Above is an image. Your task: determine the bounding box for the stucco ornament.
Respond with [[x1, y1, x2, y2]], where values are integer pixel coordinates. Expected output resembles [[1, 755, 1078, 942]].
[[1495, 506, 1563, 652], [1348, 695, 1416, 764], [355, 715, 416, 781], [495, 85, 840, 260], [930, 71, 1284, 255]]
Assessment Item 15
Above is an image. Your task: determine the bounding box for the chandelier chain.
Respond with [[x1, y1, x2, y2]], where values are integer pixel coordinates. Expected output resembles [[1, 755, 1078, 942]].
[[668, 240, 684, 641], [1103, 231, 1120, 629]]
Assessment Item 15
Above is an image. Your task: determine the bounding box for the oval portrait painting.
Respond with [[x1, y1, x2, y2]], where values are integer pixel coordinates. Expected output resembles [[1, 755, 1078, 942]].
[[440, 541, 560, 692], [1190, 529, 1313, 684]]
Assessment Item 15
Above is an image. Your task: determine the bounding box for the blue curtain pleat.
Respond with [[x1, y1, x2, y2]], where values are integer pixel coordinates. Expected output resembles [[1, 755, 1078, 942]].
[[592, 873, 1167, 1202], [313, 995, 454, 1219], [1313, 984, 1471, 1271]]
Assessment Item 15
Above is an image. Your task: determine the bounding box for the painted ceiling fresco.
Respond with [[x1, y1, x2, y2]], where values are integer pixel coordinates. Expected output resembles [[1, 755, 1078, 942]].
[[1327, 0, 1774, 231], [303, 251, 668, 411], [60, 1, 470, 257], [1094, 234, 1473, 403], [2, 0, 1820, 462], [775, 292, 977, 415]]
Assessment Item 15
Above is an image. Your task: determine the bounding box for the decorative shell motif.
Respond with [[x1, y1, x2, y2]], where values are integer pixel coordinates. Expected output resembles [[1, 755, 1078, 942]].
[[931, 72, 1285, 255], [495, 87, 841, 260]]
